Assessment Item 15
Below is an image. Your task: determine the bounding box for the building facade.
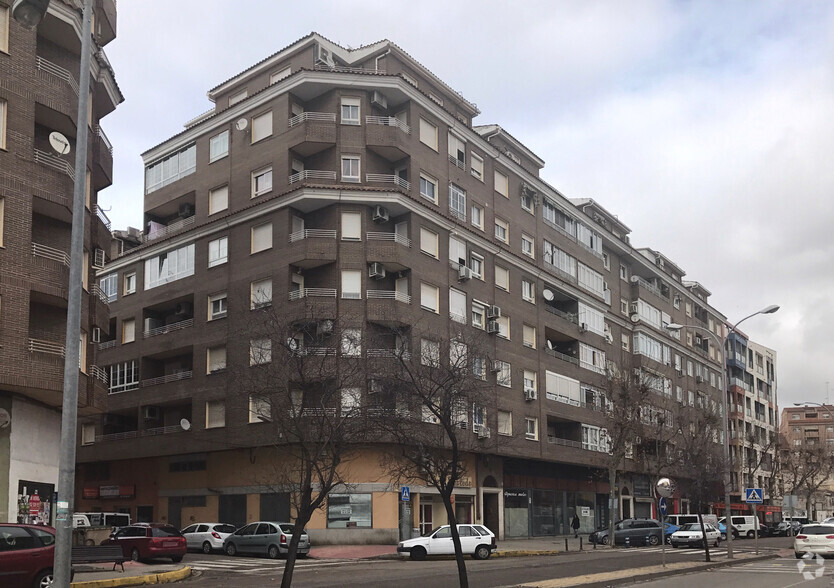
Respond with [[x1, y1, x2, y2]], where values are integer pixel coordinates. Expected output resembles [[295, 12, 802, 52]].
[[780, 404, 834, 520], [0, 0, 122, 523], [76, 33, 738, 542]]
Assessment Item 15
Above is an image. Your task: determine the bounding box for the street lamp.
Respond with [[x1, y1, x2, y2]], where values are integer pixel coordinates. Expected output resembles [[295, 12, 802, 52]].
[[13, 0, 95, 586], [666, 304, 779, 559]]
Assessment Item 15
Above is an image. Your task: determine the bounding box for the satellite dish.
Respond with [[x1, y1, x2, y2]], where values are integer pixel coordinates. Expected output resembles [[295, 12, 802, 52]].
[[630, 313, 640, 323], [0, 409, 10, 429], [179, 418, 191, 431], [542, 289, 554, 302], [546, 340, 554, 350], [49, 131, 71, 155], [234, 118, 248, 131]]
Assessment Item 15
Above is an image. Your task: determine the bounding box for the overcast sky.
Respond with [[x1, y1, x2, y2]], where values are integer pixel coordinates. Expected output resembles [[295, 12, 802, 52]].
[[98, 0, 834, 409]]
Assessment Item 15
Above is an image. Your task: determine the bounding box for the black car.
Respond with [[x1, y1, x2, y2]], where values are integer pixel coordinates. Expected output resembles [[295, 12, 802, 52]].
[[589, 519, 663, 546]]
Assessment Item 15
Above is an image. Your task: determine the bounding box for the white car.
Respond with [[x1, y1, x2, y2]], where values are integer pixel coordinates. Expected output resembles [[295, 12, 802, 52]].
[[397, 524, 496, 560], [181, 522, 237, 553], [794, 524, 834, 559], [670, 523, 721, 548]]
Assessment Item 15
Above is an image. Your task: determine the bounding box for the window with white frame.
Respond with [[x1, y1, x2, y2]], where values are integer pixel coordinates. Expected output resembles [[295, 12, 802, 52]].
[[123, 272, 136, 295], [494, 217, 508, 242], [472, 357, 486, 380], [0, 197, 4, 247], [341, 211, 361, 240], [251, 111, 273, 143], [99, 273, 118, 302], [577, 263, 605, 297], [420, 174, 438, 203], [523, 324, 536, 348], [602, 252, 610, 270], [472, 302, 485, 329], [472, 404, 486, 431], [269, 67, 291, 85], [449, 288, 467, 323], [523, 370, 537, 394], [497, 410, 512, 436], [208, 236, 228, 268], [341, 270, 362, 299], [81, 423, 95, 445], [578, 303, 605, 336], [340, 97, 360, 125], [208, 292, 227, 320], [250, 223, 272, 253], [450, 339, 467, 367], [634, 333, 663, 362], [469, 253, 483, 279], [495, 361, 511, 387], [209, 185, 228, 215], [542, 240, 577, 278], [525, 417, 538, 440], [495, 265, 509, 291], [636, 299, 662, 328], [420, 227, 438, 258], [249, 396, 271, 423], [207, 345, 227, 373], [341, 155, 360, 182], [449, 183, 466, 220], [252, 167, 273, 197], [582, 424, 608, 452], [449, 236, 467, 266], [250, 278, 272, 308], [521, 279, 535, 303], [579, 343, 606, 374], [621, 334, 630, 351], [494, 170, 508, 197], [0, 7, 8, 54], [229, 90, 248, 106], [421, 282, 439, 313], [419, 117, 438, 151], [496, 315, 509, 339], [542, 198, 576, 237], [209, 130, 229, 162], [144, 243, 195, 289], [144, 143, 196, 194], [341, 388, 361, 416], [249, 338, 272, 365], [122, 318, 135, 344], [546, 370, 580, 405], [421, 338, 440, 367], [206, 400, 226, 428], [108, 361, 138, 394], [471, 153, 484, 181], [448, 132, 465, 167], [340, 328, 362, 357], [577, 224, 603, 256], [521, 233, 534, 258], [470, 203, 484, 230]]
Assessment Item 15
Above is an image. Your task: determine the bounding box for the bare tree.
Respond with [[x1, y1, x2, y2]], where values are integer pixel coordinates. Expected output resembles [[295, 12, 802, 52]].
[[780, 442, 834, 520], [231, 305, 373, 588]]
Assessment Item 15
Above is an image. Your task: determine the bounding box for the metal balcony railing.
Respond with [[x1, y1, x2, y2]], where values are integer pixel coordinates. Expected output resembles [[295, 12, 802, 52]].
[[140, 371, 192, 387], [90, 284, 111, 305], [28, 337, 65, 357], [98, 340, 116, 350], [289, 170, 337, 184], [365, 116, 410, 134], [34, 149, 75, 180], [632, 276, 670, 300], [448, 154, 466, 170], [314, 64, 383, 75], [32, 242, 71, 266], [367, 349, 411, 360], [95, 125, 113, 154], [288, 288, 337, 301], [94, 204, 112, 230], [543, 305, 578, 324], [89, 365, 108, 384], [143, 216, 195, 242], [365, 174, 410, 191], [288, 228, 337, 243], [95, 430, 138, 442], [287, 111, 337, 128], [544, 347, 580, 366], [36, 56, 79, 95], [142, 424, 189, 437], [143, 318, 193, 339], [366, 231, 411, 247], [367, 290, 411, 304]]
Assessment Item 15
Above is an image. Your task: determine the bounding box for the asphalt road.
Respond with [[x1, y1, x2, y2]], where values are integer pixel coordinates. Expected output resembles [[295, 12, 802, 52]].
[[637, 556, 833, 587], [178, 535, 790, 587]]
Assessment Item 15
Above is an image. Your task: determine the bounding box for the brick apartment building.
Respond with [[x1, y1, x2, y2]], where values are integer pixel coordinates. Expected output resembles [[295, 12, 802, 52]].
[[0, 0, 122, 523], [781, 404, 834, 519], [75, 33, 767, 542]]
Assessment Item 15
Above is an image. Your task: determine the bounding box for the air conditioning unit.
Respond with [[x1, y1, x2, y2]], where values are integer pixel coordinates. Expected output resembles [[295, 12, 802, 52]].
[[91, 327, 101, 343], [477, 425, 491, 439], [315, 44, 335, 67], [524, 388, 537, 401], [372, 205, 389, 223], [486, 320, 499, 334], [579, 323, 588, 333], [371, 91, 388, 109], [490, 360, 502, 373], [486, 305, 501, 319], [696, 375, 704, 384], [143, 406, 159, 421], [369, 262, 386, 280], [317, 319, 334, 335], [458, 266, 472, 281], [178, 202, 194, 218], [175, 302, 192, 316], [93, 248, 106, 269]]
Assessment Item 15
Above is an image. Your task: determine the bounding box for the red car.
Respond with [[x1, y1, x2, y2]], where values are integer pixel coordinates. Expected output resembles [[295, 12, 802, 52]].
[[101, 523, 186, 562], [0, 523, 55, 588]]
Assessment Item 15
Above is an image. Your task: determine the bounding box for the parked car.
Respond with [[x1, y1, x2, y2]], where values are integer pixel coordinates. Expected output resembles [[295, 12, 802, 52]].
[[181, 523, 237, 554], [822, 517, 834, 525], [589, 519, 663, 546], [0, 523, 55, 588], [101, 523, 186, 562], [670, 523, 721, 548], [718, 515, 761, 538], [223, 522, 310, 558], [774, 520, 803, 536], [794, 524, 834, 559], [718, 522, 739, 541], [663, 522, 679, 544], [397, 524, 496, 560]]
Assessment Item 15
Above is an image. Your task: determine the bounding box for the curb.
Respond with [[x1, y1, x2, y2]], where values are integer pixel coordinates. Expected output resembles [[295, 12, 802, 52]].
[[71, 566, 191, 588]]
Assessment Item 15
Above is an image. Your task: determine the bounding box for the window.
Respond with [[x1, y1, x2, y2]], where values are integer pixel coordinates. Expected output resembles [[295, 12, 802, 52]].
[[341, 155, 360, 182], [341, 270, 361, 299], [525, 417, 538, 441], [449, 288, 467, 323], [206, 400, 226, 428], [0, 197, 3, 247], [494, 217, 508, 242], [421, 339, 440, 367], [495, 265, 509, 291], [577, 224, 603, 256], [341, 328, 362, 357], [579, 343, 606, 374], [578, 263, 605, 297], [524, 370, 537, 394], [494, 170, 508, 197], [421, 282, 439, 313], [81, 423, 95, 445], [471, 153, 484, 180], [209, 130, 229, 162], [496, 315, 510, 339], [100, 274, 117, 302], [578, 303, 605, 336], [469, 253, 483, 279], [249, 397, 271, 423], [449, 236, 467, 267], [523, 324, 536, 349], [602, 252, 610, 270], [208, 292, 227, 320], [420, 174, 438, 203], [250, 279, 272, 308], [144, 244, 195, 289], [620, 264, 628, 281], [250, 223, 272, 253], [341, 388, 361, 416], [448, 132, 465, 168], [419, 117, 438, 151], [252, 167, 273, 197], [420, 227, 438, 258], [449, 183, 466, 220], [327, 494, 372, 528], [123, 272, 136, 295], [209, 185, 228, 215], [495, 361, 511, 387], [250, 338, 272, 365], [0, 7, 8, 54], [470, 203, 484, 230], [497, 410, 512, 436], [122, 319, 135, 344], [270, 67, 291, 84], [208, 237, 228, 268], [620, 299, 628, 315], [341, 212, 361, 240], [621, 334, 630, 351], [229, 90, 248, 106], [472, 303, 485, 329], [543, 240, 577, 278], [251, 111, 273, 143], [521, 234, 534, 258], [145, 143, 196, 194], [207, 346, 227, 373], [341, 97, 360, 125], [108, 361, 138, 394], [522, 279, 535, 303]]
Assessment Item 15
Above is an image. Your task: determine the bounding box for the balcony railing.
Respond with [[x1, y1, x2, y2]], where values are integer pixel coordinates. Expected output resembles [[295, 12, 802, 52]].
[[36, 56, 79, 95], [288, 288, 337, 301], [95, 125, 113, 154], [632, 276, 670, 300], [89, 365, 108, 384], [367, 290, 411, 304], [98, 340, 116, 350], [143, 216, 195, 242], [543, 259, 578, 285], [448, 154, 466, 170], [449, 206, 466, 222], [28, 337, 65, 357], [90, 284, 111, 305], [140, 371, 192, 387], [95, 430, 138, 442], [296, 347, 337, 357], [143, 318, 194, 339], [547, 436, 608, 453], [365, 116, 410, 134], [544, 347, 580, 366], [288, 111, 336, 128], [365, 173, 410, 191], [289, 170, 337, 184], [314, 64, 384, 74], [366, 231, 411, 247], [288, 228, 337, 243], [34, 149, 75, 180], [94, 204, 112, 230], [543, 305, 578, 324], [32, 242, 70, 266], [142, 424, 189, 437], [367, 349, 411, 360]]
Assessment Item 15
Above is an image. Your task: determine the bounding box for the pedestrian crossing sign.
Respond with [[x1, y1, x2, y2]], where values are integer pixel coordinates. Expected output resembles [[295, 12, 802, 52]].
[[401, 486, 410, 502], [744, 488, 763, 504]]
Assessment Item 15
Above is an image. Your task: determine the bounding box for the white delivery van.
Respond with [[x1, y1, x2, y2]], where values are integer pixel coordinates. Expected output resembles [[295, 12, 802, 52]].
[[718, 515, 760, 538]]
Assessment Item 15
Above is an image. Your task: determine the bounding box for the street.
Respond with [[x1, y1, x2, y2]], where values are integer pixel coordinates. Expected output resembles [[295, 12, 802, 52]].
[[177, 536, 789, 587], [638, 557, 833, 588]]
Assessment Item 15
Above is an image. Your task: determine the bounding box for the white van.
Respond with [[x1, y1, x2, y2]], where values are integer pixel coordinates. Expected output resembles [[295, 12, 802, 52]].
[[718, 515, 760, 538], [665, 514, 718, 528], [74, 512, 131, 528]]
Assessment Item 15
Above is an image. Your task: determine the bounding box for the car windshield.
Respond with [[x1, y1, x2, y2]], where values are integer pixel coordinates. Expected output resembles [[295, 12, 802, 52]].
[[680, 524, 703, 532], [423, 526, 443, 537], [215, 524, 236, 534], [800, 525, 834, 535]]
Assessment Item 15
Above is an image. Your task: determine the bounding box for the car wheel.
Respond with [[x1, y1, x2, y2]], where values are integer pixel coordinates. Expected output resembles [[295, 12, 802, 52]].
[[131, 548, 141, 562], [171, 556, 183, 563], [225, 543, 237, 556], [720, 532, 727, 541], [268, 545, 280, 559], [410, 546, 426, 561], [732, 531, 739, 540], [648, 535, 660, 546], [747, 530, 754, 539], [601, 535, 609, 545], [33, 568, 53, 588], [473, 545, 491, 560], [202, 541, 213, 554]]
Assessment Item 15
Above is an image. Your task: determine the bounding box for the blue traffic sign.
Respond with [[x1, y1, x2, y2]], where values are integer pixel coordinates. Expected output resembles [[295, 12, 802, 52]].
[[745, 488, 763, 504], [659, 497, 668, 516], [401, 486, 410, 502]]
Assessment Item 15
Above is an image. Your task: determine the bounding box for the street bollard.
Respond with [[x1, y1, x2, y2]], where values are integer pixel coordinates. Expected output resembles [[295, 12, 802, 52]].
[[645, 534, 650, 546], [580, 537, 583, 551], [565, 537, 569, 551], [593, 538, 596, 550]]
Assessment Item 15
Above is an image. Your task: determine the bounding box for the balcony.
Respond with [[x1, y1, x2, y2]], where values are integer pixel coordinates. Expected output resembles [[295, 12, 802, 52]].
[[365, 174, 410, 192], [367, 349, 411, 361], [287, 229, 338, 269], [95, 0, 117, 46], [367, 290, 412, 327], [288, 170, 338, 185], [630, 275, 670, 302], [143, 318, 194, 339], [28, 335, 65, 357], [544, 346, 580, 367], [366, 232, 411, 271], [365, 116, 411, 161], [285, 112, 337, 157], [35, 56, 79, 120], [35, 148, 75, 181], [545, 436, 607, 467], [93, 125, 114, 186], [143, 215, 195, 242], [287, 288, 337, 323], [140, 371, 193, 388], [30, 243, 70, 299]]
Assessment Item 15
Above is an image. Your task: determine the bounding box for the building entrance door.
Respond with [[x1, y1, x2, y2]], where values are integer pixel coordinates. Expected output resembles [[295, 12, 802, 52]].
[[219, 495, 247, 529], [420, 503, 433, 535], [167, 498, 182, 529], [483, 492, 499, 536]]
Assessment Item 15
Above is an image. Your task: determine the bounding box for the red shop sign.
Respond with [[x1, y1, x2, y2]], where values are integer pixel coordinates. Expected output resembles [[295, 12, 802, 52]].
[[83, 487, 100, 499]]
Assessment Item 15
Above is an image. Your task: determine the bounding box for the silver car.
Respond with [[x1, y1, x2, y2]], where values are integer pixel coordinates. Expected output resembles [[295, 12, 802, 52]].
[[223, 521, 310, 559], [181, 523, 237, 553]]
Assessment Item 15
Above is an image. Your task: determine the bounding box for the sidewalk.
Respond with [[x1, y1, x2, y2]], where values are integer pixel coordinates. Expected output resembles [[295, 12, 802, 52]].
[[70, 561, 190, 587]]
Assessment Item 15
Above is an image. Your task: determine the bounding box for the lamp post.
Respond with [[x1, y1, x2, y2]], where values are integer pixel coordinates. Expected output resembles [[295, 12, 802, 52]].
[[666, 304, 779, 559], [13, 0, 94, 586]]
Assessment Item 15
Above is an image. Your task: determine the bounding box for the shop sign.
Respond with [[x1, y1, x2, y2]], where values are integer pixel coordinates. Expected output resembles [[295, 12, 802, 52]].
[[28, 492, 41, 515], [99, 484, 135, 499], [633, 476, 651, 497], [458, 477, 472, 488], [83, 487, 100, 499], [503, 489, 528, 499]]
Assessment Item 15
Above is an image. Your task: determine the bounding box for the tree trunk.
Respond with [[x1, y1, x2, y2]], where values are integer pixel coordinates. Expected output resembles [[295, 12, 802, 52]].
[[441, 492, 467, 588], [607, 466, 617, 547], [281, 497, 313, 588], [697, 513, 711, 563]]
